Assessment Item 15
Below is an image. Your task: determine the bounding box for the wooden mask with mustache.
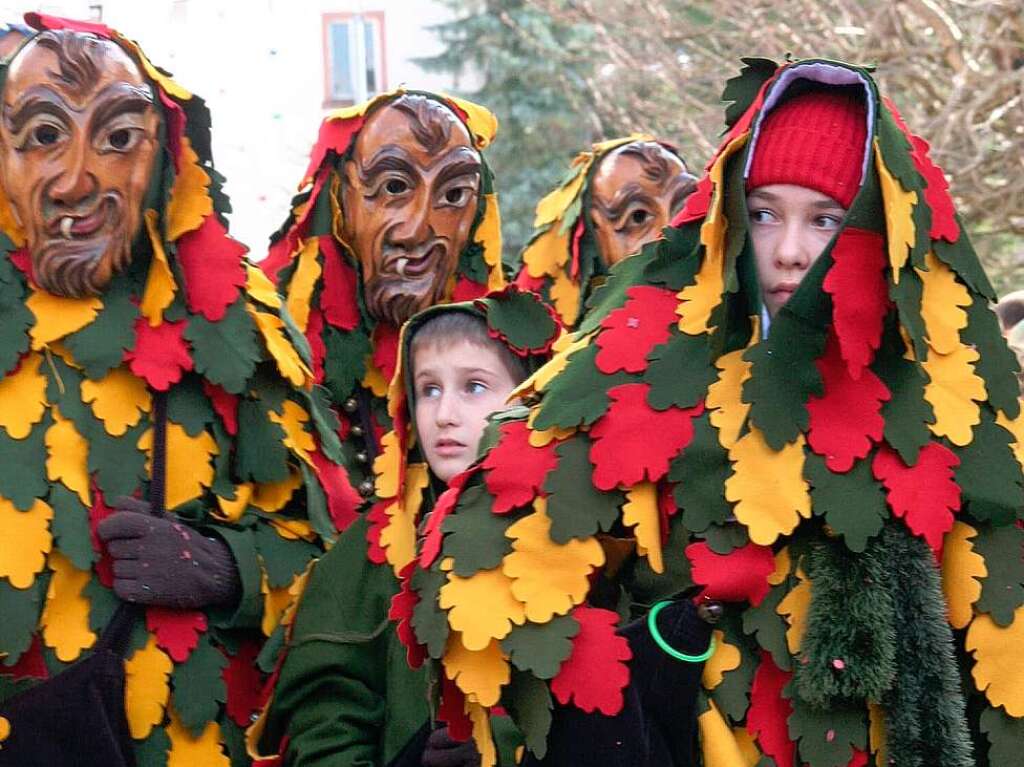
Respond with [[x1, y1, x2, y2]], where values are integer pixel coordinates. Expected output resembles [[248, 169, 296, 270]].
[[339, 95, 481, 327], [0, 30, 159, 297]]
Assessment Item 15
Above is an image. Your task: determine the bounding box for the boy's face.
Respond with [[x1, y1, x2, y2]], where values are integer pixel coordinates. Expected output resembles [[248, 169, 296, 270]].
[[747, 184, 846, 317], [413, 339, 519, 483]]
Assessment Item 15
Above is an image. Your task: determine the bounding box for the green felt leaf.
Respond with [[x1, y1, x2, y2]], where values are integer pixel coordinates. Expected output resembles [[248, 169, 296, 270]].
[[0, 578, 43, 667], [0, 411, 50, 510], [556, 197, 582, 237], [279, 302, 313, 368], [788, 690, 868, 767], [972, 523, 1024, 626], [457, 240, 490, 285], [167, 375, 215, 437], [873, 318, 933, 465], [876, 110, 921, 192], [702, 522, 750, 554], [506, 670, 553, 758], [0, 282, 32, 376], [533, 344, 633, 430], [254, 521, 320, 589], [249, 365, 291, 416], [933, 227, 995, 302], [88, 420, 149, 501], [63, 277, 138, 379], [300, 462, 335, 544], [500, 614, 579, 680], [307, 385, 342, 461], [44, 353, 92, 432], [322, 325, 371, 404], [742, 584, 791, 672], [980, 706, 1024, 767], [234, 400, 290, 484], [172, 634, 227, 736], [542, 435, 623, 544], [721, 57, 778, 129], [708, 613, 755, 723], [257, 622, 286, 674], [630, 513, 695, 606], [185, 298, 260, 394], [804, 453, 887, 553], [577, 246, 653, 336], [442, 484, 513, 577], [908, 193, 932, 269], [49, 484, 96, 571], [889, 271, 928, 362], [83, 575, 120, 637], [643, 330, 716, 411], [642, 225, 701, 290], [743, 318, 825, 450], [484, 289, 557, 353], [670, 411, 733, 533], [954, 410, 1023, 527], [208, 421, 236, 499], [411, 566, 449, 659], [134, 722, 171, 767], [962, 294, 1020, 419]]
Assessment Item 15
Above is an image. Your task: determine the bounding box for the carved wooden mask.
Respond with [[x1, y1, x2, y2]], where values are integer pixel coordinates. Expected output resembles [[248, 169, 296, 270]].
[[0, 30, 159, 297], [589, 141, 697, 267], [340, 95, 481, 326]]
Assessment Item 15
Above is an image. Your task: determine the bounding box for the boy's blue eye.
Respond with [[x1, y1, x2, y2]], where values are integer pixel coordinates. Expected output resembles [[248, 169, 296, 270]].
[[420, 384, 441, 399], [466, 380, 488, 395], [749, 209, 774, 224]]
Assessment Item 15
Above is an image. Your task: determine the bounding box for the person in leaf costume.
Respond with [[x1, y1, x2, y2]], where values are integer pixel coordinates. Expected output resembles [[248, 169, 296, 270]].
[[250, 286, 560, 767], [262, 90, 505, 503], [513, 136, 696, 329], [0, 15, 353, 765], [398, 57, 1024, 767]]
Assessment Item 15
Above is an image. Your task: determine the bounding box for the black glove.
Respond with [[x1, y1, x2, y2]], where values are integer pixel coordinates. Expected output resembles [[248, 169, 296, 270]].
[[421, 726, 481, 767], [96, 499, 241, 610]]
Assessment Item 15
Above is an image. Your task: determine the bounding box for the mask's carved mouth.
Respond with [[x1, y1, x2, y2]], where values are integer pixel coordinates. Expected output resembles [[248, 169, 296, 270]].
[[45, 198, 115, 242], [382, 241, 445, 280]]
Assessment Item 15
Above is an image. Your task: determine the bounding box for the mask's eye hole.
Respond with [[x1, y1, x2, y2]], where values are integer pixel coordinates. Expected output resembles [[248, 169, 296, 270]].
[[34, 125, 60, 146], [385, 179, 409, 195], [109, 129, 132, 150]]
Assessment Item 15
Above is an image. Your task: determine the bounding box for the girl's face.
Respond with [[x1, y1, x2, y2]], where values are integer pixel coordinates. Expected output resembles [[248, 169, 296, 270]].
[[747, 184, 847, 317]]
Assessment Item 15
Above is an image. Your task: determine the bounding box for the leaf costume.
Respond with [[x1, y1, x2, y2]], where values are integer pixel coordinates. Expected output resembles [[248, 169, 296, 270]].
[[0, 14, 349, 766], [262, 91, 506, 501], [249, 287, 559, 766], [399, 58, 1024, 766]]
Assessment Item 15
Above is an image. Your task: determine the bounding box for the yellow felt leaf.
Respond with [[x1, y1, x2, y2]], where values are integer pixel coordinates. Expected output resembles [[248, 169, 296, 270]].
[[678, 135, 746, 336], [440, 567, 526, 650], [521, 225, 569, 280], [733, 727, 761, 766], [380, 463, 430, 574], [140, 209, 176, 325], [699, 699, 752, 767], [115, 34, 193, 102], [261, 572, 298, 637], [0, 352, 46, 439], [125, 634, 173, 739], [166, 706, 230, 767], [622, 482, 663, 573], [444, 633, 510, 707], [246, 263, 282, 309], [996, 409, 1024, 471], [285, 238, 322, 333], [467, 701, 498, 767], [0, 714, 9, 741], [502, 497, 604, 623], [80, 367, 152, 436], [0, 498, 53, 589], [533, 163, 589, 229], [252, 471, 304, 513], [702, 630, 741, 691], [269, 517, 315, 541], [514, 330, 594, 401], [445, 94, 499, 149], [140, 423, 219, 509], [46, 406, 91, 506], [40, 549, 94, 661], [707, 352, 752, 451], [777, 567, 811, 655], [725, 429, 811, 545], [373, 429, 403, 499], [941, 522, 987, 630], [922, 344, 986, 446], [869, 702, 888, 767], [916, 251, 970, 355], [362, 356, 388, 397], [474, 193, 505, 291], [548, 269, 581, 328], [216, 483, 253, 522], [268, 399, 316, 467], [27, 289, 102, 349], [966, 605, 1024, 716], [768, 547, 792, 586], [875, 141, 918, 283], [526, 411, 575, 448], [250, 309, 311, 388], [165, 136, 213, 242]]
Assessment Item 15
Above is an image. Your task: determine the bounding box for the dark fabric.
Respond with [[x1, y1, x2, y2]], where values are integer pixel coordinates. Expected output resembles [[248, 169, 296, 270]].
[[524, 599, 711, 767], [0, 603, 138, 767]]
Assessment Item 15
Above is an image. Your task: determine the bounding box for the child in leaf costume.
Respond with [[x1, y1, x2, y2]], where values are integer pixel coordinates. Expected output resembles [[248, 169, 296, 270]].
[[262, 90, 506, 503], [513, 136, 696, 329], [250, 287, 560, 767], [398, 57, 1024, 766], [0, 15, 351, 765]]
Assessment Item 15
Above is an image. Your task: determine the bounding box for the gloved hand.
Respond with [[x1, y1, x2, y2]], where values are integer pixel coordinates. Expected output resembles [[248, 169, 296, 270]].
[[421, 726, 481, 767], [96, 499, 241, 610]]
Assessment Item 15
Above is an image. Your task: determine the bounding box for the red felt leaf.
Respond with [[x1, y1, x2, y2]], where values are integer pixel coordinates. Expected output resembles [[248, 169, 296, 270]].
[[389, 562, 427, 668], [419, 471, 472, 569], [305, 307, 327, 382], [847, 749, 869, 767], [7, 636, 48, 680], [822, 227, 889, 379], [550, 606, 632, 715], [176, 215, 247, 322], [311, 449, 361, 534], [482, 420, 559, 513], [672, 175, 712, 226], [658, 482, 676, 542], [27, 12, 111, 36], [452, 276, 488, 303], [872, 441, 961, 554], [569, 218, 585, 280], [157, 89, 186, 166], [513, 269, 546, 293], [589, 384, 704, 491], [89, 484, 115, 588], [364, 500, 390, 565], [685, 541, 775, 606], [439, 674, 474, 741], [806, 333, 891, 472], [9, 248, 32, 281], [747, 650, 796, 767], [595, 286, 680, 374], [202, 380, 239, 436], [126, 317, 193, 391], [319, 236, 361, 331], [372, 322, 401, 389], [222, 640, 265, 727], [302, 115, 366, 189], [146, 606, 208, 662], [262, 234, 296, 284]]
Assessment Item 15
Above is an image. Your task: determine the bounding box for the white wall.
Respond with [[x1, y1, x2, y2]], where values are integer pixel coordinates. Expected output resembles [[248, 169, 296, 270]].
[[0, 0, 470, 256]]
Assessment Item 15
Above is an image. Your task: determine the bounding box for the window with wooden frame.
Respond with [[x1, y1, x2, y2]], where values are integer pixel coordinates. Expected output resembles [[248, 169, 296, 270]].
[[323, 11, 387, 107]]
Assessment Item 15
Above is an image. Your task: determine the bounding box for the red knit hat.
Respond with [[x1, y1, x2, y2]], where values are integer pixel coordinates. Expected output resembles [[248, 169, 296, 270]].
[[746, 88, 868, 209]]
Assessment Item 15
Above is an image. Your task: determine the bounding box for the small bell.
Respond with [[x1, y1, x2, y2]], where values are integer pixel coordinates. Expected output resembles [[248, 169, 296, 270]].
[[356, 451, 369, 464], [358, 479, 375, 497], [343, 398, 359, 413], [697, 600, 724, 624], [351, 424, 365, 437]]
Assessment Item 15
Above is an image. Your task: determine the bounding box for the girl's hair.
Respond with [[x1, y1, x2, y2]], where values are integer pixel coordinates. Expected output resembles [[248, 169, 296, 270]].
[[409, 311, 531, 384]]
